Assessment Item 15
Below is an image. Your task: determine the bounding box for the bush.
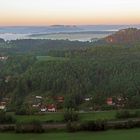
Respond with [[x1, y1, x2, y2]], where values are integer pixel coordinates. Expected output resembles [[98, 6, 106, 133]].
[[134, 111, 140, 117], [0, 111, 16, 124], [15, 120, 44, 133], [134, 120, 140, 128], [101, 105, 116, 111], [0, 125, 15, 132], [80, 120, 107, 131], [113, 120, 135, 129], [63, 109, 79, 122], [116, 110, 130, 119], [15, 103, 39, 115], [15, 108, 27, 115], [116, 110, 140, 119], [66, 122, 80, 132]]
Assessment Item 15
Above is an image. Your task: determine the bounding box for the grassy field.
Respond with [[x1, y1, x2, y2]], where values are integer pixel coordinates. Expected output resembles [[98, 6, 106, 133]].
[[80, 111, 116, 121], [0, 129, 140, 140], [15, 111, 117, 123], [14, 109, 140, 123], [16, 113, 63, 123]]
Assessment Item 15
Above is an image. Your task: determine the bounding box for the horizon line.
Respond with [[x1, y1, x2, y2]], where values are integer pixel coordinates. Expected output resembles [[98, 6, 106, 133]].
[[0, 24, 140, 27]]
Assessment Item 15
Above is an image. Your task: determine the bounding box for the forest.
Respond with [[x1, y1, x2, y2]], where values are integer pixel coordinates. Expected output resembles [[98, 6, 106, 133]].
[[0, 28, 140, 111]]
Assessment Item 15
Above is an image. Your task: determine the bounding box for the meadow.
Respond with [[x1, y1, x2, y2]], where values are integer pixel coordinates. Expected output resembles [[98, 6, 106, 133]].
[[0, 129, 140, 140], [15, 111, 125, 123], [14, 109, 140, 123]]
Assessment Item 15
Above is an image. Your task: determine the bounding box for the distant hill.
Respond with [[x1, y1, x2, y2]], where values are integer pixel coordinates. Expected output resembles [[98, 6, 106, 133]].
[[0, 25, 82, 34], [103, 28, 140, 44], [0, 25, 140, 34]]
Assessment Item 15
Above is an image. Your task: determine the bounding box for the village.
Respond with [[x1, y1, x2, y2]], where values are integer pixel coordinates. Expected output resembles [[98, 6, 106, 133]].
[[0, 94, 127, 113], [0, 56, 8, 61]]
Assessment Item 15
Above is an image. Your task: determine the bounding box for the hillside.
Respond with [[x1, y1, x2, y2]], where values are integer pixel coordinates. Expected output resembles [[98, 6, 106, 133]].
[[103, 28, 140, 44], [1, 28, 140, 110], [1, 46, 140, 110]]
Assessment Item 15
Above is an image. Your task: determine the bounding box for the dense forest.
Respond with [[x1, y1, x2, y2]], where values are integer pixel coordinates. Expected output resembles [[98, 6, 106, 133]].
[[0, 28, 140, 110], [0, 39, 92, 55]]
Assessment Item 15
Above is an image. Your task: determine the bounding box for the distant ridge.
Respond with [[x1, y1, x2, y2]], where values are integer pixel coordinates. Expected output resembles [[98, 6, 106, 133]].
[[0, 25, 140, 34], [50, 25, 78, 28]]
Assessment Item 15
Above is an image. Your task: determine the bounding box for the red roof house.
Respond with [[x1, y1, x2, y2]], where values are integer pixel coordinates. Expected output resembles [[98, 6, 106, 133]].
[[107, 98, 113, 105]]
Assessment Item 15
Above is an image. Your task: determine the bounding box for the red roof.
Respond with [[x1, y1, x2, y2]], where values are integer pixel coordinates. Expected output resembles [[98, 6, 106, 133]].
[[107, 98, 112, 101], [47, 104, 56, 109], [107, 98, 113, 105], [56, 96, 64, 102]]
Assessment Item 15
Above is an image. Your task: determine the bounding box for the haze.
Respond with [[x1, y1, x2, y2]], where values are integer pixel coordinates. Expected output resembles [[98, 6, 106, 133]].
[[0, 0, 140, 26]]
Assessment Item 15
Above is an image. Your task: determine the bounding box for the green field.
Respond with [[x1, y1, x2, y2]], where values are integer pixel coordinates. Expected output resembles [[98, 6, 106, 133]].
[[15, 111, 117, 123], [80, 111, 116, 121], [16, 113, 63, 123], [0, 129, 140, 140], [14, 110, 140, 123]]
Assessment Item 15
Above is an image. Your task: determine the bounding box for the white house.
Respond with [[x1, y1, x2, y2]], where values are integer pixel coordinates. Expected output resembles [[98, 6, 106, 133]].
[[0, 103, 6, 110], [0, 56, 8, 61], [84, 97, 92, 101], [36, 96, 42, 99], [47, 104, 56, 112], [48, 107, 56, 112], [41, 108, 47, 112]]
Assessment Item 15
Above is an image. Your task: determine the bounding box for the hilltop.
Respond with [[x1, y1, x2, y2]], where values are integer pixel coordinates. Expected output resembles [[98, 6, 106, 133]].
[[103, 28, 140, 44]]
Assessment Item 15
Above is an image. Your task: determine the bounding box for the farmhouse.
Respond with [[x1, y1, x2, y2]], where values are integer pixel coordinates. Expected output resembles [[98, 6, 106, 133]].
[[0, 56, 8, 61], [56, 96, 64, 103], [47, 104, 56, 112], [107, 98, 113, 105], [84, 97, 92, 101], [32, 103, 40, 108], [5, 76, 11, 83], [36, 96, 42, 99], [40, 105, 47, 112], [39, 104, 57, 112], [0, 102, 6, 110]]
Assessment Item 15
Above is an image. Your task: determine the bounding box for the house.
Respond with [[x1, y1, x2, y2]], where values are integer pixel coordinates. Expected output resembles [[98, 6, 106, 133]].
[[40, 105, 47, 112], [117, 97, 122, 101], [2, 97, 10, 102], [32, 103, 40, 108], [0, 102, 6, 110], [5, 76, 11, 83], [41, 108, 47, 112], [56, 96, 64, 103], [0, 56, 8, 61], [107, 98, 113, 105], [36, 96, 42, 99], [39, 104, 57, 112], [115, 96, 126, 108], [84, 97, 92, 101], [47, 104, 56, 112]]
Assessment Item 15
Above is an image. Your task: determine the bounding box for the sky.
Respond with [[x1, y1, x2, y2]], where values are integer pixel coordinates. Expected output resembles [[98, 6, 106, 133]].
[[0, 0, 140, 26]]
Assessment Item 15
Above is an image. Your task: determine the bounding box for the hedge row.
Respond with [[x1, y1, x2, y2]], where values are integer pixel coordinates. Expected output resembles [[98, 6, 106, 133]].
[[66, 120, 140, 132]]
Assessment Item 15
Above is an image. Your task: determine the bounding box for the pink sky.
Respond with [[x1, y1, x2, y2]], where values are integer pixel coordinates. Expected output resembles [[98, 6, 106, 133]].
[[0, 0, 140, 25]]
